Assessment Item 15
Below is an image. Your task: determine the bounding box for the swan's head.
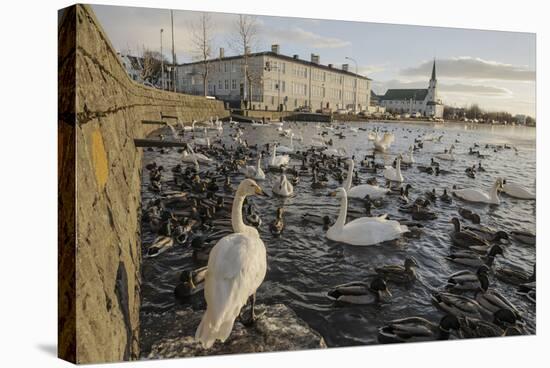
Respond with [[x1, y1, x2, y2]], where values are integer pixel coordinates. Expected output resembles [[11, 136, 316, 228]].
[[237, 179, 269, 197], [495, 177, 504, 189], [328, 187, 347, 198]]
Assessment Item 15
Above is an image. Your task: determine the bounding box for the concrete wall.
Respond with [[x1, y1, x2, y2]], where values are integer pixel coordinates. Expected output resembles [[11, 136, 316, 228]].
[[58, 4, 228, 364]]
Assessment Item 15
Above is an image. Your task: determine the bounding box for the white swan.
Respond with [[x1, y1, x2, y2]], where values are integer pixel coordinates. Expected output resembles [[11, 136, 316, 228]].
[[272, 174, 294, 197], [401, 145, 415, 164], [435, 145, 455, 161], [501, 180, 535, 200], [326, 187, 408, 246], [182, 148, 212, 164], [374, 132, 395, 152], [276, 134, 294, 154], [166, 122, 179, 139], [367, 131, 377, 141], [322, 147, 347, 157], [384, 155, 404, 183], [182, 120, 197, 131], [194, 128, 211, 147], [453, 178, 503, 204], [242, 154, 265, 181], [349, 127, 358, 133], [270, 144, 290, 167], [195, 179, 268, 348], [344, 159, 390, 199], [183, 145, 200, 171]]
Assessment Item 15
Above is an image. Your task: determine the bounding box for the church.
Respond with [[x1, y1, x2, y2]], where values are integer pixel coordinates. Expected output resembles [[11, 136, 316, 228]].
[[377, 60, 444, 118]]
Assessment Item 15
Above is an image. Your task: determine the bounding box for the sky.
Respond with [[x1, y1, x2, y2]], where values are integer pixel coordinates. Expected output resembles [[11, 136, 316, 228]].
[[92, 4, 536, 117]]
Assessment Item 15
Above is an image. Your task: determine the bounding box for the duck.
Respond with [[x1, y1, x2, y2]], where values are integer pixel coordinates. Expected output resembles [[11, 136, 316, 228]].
[[458, 208, 481, 224], [174, 266, 208, 301], [440, 189, 452, 203], [326, 188, 408, 246], [500, 180, 535, 199], [445, 244, 504, 268], [495, 264, 535, 286], [270, 144, 290, 168], [462, 225, 508, 243], [431, 292, 482, 319], [510, 230, 536, 245], [223, 176, 233, 192], [475, 290, 522, 320], [145, 236, 174, 258], [273, 174, 294, 197], [302, 213, 333, 230], [344, 159, 390, 199], [446, 265, 490, 292], [377, 315, 460, 343], [457, 311, 521, 338], [269, 207, 285, 236], [245, 204, 262, 228], [411, 205, 437, 221], [450, 218, 490, 250], [311, 170, 326, 189], [434, 144, 456, 161], [453, 177, 503, 205], [327, 278, 392, 305], [195, 179, 269, 348], [375, 257, 418, 284], [517, 282, 536, 303], [242, 154, 266, 181], [384, 155, 404, 183]]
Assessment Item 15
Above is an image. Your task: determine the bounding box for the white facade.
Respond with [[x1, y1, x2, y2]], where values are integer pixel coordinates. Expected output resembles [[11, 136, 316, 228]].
[[176, 48, 371, 112]]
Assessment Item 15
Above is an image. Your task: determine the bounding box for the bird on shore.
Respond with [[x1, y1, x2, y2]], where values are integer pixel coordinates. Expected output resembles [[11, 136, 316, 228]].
[[195, 179, 269, 349]]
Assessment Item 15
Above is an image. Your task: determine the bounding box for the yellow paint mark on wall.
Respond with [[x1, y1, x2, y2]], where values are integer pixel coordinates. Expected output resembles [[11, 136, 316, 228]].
[[91, 129, 108, 189]]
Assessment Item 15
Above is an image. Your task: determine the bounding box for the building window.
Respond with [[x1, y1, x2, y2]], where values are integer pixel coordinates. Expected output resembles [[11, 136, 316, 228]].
[[224, 80, 229, 89], [232, 79, 237, 90], [218, 80, 222, 89]]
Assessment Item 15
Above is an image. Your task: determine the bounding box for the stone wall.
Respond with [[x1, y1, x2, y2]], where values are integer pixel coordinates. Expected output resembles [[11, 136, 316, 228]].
[[58, 4, 228, 364]]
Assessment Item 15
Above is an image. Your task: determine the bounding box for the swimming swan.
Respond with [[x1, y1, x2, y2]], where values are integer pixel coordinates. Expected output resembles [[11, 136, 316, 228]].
[[401, 145, 415, 164], [374, 132, 395, 153], [272, 174, 294, 197], [326, 187, 408, 246], [243, 154, 266, 181], [501, 180, 535, 200], [276, 134, 294, 154], [344, 159, 390, 199], [270, 144, 290, 167], [453, 178, 503, 205], [195, 179, 269, 349], [384, 155, 404, 183], [435, 145, 456, 161]]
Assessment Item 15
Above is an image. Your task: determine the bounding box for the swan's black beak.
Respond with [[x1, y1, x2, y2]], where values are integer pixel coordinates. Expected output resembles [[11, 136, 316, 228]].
[[255, 187, 270, 197]]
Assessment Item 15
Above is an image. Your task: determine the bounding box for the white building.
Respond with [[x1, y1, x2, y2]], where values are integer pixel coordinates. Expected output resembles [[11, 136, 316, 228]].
[[378, 60, 444, 118], [176, 45, 372, 112]]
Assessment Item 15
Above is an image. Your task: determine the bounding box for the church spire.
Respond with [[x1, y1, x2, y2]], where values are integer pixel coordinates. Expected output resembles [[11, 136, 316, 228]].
[[431, 58, 436, 81]]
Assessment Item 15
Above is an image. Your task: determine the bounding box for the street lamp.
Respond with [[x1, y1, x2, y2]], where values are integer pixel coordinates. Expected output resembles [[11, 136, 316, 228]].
[[345, 56, 358, 113], [160, 28, 164, 90]]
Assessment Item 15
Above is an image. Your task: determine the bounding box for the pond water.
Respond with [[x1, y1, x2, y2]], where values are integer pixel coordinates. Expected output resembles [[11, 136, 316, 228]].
[[139, 120, 536, 354]]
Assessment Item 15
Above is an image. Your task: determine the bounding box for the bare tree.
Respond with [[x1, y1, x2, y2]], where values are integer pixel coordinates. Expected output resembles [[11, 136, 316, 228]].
[[190, 13, 214, 96], [140, 47, 166, 85], [229, 14, 260, 107]]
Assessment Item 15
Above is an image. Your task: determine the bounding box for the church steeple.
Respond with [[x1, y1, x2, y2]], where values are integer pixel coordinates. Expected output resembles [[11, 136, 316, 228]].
[[430, 59, 436, 81]]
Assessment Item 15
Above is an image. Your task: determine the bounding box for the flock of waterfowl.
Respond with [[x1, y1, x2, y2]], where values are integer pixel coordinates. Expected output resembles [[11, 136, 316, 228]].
[[141, 117, 535, 350]]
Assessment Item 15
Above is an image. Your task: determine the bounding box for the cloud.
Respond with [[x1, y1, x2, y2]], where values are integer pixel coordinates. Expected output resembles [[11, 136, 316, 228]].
[[268, 26, 351, 49], [400, 57, 535, 81], [373, 79, 511, 96]]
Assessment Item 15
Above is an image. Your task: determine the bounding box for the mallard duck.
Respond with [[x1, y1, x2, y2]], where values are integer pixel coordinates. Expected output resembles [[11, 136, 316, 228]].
[[462, 225, 508, 243], [378, 315, 460, 343], [411, 205, 437, 221], [440, 189, 452, 203], [431, 292, 482, 319], [269, 207, 285, 236], [145, 236, 174, 258], [510, 230, 536, 245], [445, 244, 503, 268], [302, 213, 333, 230], [425, 189, 437, 202], [457, 314, 517, 338], [327, 278, 392, 305], [450, 218, 490, 250], [311, 170, 326, 189], [446, 265, 490, 292], [458, 208, 481, 224], [223, 176, 233, 192], [517, 282, 536, 303], [475, 290, 521, 320], [174, 266, 208, 301], [245, 204, 262, 227], [375, 257, 418, 284], [495, 264, 535, 286]]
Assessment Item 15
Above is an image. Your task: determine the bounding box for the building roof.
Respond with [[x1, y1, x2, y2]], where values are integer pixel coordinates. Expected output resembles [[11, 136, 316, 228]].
[[178, 51, 371, 80], [431, 59, 436, 81], [379, 89, 428, 101]]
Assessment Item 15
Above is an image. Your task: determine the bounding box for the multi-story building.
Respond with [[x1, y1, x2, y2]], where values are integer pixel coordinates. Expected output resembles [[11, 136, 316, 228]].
[[378, 60, 444, 118], [176, 45, 372, 112]]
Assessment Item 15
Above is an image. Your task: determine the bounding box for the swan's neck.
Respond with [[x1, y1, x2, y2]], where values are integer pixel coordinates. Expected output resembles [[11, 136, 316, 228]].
[[231, 192, 248, 233], [489, 181, 500, 201], [396, 158, 402, 176], [188, 145, 200, 170], [334, 191, 348, 232], [290, 135, 293, 148], [344, 161, 354, 191], [272, 146, 276, 163], [256, 156, 262, 170]]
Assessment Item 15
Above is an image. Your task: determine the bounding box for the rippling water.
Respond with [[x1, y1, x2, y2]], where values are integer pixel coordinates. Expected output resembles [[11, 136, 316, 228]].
[[139, 121, 536, 355]]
